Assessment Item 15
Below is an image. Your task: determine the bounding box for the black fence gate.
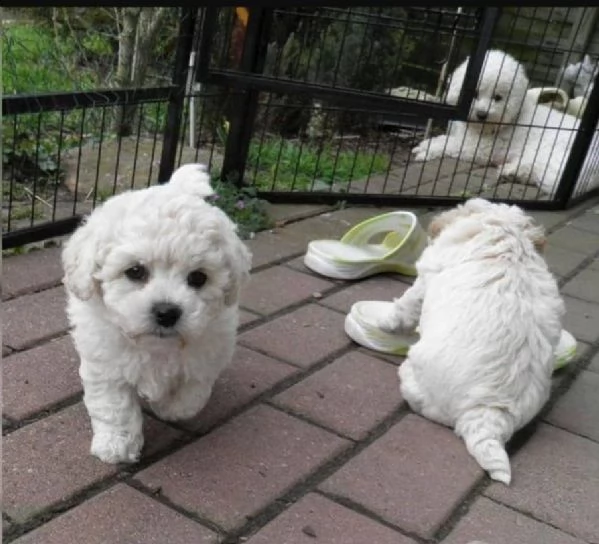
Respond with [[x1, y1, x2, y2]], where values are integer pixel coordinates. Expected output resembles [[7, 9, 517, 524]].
[[3, 6, 599, 250], [194, 6, 599, 210]]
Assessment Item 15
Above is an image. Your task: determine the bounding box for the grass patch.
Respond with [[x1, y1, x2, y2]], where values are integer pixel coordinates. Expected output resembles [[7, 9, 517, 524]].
[[247, 137, 390, 191]]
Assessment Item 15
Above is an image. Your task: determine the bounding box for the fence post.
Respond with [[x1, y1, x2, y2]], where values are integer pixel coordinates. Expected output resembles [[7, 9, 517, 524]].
[[158, 7, 197, 183], [554, 70, 599, 207], [221, 8, 273, 186]]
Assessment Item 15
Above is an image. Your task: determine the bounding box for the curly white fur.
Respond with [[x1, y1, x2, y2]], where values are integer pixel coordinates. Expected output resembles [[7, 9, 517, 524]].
[[413, 49, 598, 197], [378, 198, 564, 485], [62, 164, 252, 464]]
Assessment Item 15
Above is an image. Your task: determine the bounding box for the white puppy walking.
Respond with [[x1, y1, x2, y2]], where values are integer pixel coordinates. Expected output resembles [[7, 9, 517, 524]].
[[62, 164, 252, 464], [378, 198, 564, 484]]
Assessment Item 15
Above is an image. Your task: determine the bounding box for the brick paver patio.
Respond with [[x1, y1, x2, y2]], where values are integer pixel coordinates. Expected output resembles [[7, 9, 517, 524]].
[[3, 198, 599, 543]]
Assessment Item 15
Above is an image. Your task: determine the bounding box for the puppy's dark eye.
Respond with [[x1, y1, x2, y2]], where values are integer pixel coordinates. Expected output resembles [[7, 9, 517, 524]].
[[187, 270, 207, 289], [493, 94, 503, 102], [125, 264, 148, 282]]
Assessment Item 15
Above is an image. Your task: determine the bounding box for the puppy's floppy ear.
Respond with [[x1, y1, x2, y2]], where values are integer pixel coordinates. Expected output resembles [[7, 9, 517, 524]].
[[62, 218, 101, 300], [167, 163, 215, 199], [223, 235, 252, 307]]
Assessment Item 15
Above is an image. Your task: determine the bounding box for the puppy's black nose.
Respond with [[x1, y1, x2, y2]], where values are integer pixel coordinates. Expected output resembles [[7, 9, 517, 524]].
[[152, 302, 182, 328], [476, 110, 488, 121]]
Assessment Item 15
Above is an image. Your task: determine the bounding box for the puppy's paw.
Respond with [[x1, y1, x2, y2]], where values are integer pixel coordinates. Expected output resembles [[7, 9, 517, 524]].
[[90, 431, 143, 464], [152, 402, 200, 422], [377, 309, 417, 334], [411, 141, 431, 162], [412, 138, 445, 162], [150, 388, 210, 422]]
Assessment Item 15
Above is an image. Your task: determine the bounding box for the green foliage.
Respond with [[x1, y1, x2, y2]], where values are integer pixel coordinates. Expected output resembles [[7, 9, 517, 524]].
[[207, 174, 273, 239], [2, 23, 99, 94], [247, 137, 390, 191]]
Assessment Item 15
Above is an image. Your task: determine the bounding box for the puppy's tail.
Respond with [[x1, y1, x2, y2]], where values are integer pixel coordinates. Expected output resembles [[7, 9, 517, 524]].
[[455, 407, 514, 485], [167, 163, 215, 198]]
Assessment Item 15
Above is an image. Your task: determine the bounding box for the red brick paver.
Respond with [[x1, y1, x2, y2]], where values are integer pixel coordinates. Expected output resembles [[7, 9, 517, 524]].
[[2, 336, 81, 420], [3, 287, 69, 350], [320, 414, 483, 538], [441, 496, 587, 544], [3, 403, 182, 523], [239, 303, 351, 368], [241, 266, 335, 316], [13, 484, 217, 544], [2, 247, 64, 300], [545, 370, 599, 442], [246, 493, 417, 544], [485, 424, 599, 543], [319, 275, 410, 314], [135, 405, 350, 531], [272, 351, 403, 439]]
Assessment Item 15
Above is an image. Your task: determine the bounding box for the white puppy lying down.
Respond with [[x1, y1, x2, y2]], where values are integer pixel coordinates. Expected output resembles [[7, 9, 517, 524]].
[[378, 198, 564, 484], [62, 164, 252, 464], [412, 49, 595, 197]]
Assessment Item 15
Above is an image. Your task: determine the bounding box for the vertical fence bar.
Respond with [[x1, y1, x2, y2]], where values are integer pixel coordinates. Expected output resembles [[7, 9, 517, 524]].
[[554, 69, 599, 207], [221, 8, 273, 185], [456, 7, 501, 119], [158, 7, 197, 183]]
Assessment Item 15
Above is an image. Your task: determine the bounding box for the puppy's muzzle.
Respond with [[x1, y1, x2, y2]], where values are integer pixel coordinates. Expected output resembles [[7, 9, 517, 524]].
[[152, 302, 182, 328], [476, 110, 488, 121]]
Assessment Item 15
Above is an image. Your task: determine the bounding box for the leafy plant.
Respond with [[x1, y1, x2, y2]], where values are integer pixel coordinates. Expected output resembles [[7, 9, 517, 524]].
[[207, 174, 273, 239]]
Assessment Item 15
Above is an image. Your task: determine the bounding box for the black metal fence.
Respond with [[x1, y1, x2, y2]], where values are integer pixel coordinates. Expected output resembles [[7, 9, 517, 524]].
[[3, 7, 599, 249]]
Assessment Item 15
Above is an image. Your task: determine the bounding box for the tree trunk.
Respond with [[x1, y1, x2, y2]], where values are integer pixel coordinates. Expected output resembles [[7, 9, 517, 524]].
[[113, 8, 169, 136]]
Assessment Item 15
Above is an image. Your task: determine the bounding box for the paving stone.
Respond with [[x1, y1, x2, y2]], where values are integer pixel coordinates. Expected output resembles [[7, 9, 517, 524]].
[[319, 414, 483, 538], [588, 351, 599, 374], [543, 244, 587, 278], [179, 345, 299, 432], [319, 276, 411, 315], [272, 351, 403, 440], [562, 267, 599, 304], [567, 210, 599, 234], [2, 336, 81, 420], [589, 257, 599, 271], [485, 423, 599, 543], [267, 203, 333, 224], [245, 492, 416, 544], [3, 403, 118, 522], [135, 405, 350, 531], [13, 484, 217, 544], [3, 403, 182, 522], [562, 296, 599, 343], [239, 308, 261, 327], [441, 496, 587, 544], [2, 247, 64, 300], [239, 304, 351, 368], [241, 266, 335, 316], [3, 287, 69, 350], [547, 226, 599, 255], [545, 370, 599, 442], [530, 210, 574, 231], [246, 230, 309, 270]]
